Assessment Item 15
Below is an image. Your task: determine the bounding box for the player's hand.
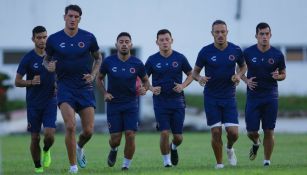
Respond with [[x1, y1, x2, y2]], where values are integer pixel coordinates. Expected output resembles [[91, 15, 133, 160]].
[[198, 76, 211, 87], [173, 82, 184, 93], [104, 93, 114, 101], [83, 74, 94, 84], [231, 74, 241, 86], [245, 77, 257, 90], [271, 68, 280, 80], [47, 60, 57, 72], [139, 86, 147, 96], [31, 75, 41, 85], [150, 86, 161, 96]]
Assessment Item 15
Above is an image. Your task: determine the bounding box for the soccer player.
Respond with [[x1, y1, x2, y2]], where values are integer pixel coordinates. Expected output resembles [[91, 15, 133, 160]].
[[43, 5, 103, 173], [96, 32, 149, 171], [192, 20, 247, 169], [241, 22, 286, 167], [15, 26, 57, 174], [145, 29, 193, 167]]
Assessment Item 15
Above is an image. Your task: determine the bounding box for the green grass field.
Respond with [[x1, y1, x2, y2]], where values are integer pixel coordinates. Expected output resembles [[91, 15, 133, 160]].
[[1, 133, 307, 175]]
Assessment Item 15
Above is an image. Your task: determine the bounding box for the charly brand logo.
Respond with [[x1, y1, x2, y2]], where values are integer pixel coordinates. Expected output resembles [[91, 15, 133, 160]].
[[252, 57, 257, 63], [112, 67, 117, 72], [210, 56, 217, 61], [59, 42, 65, 48], [156, 63, 162, 68], [33, 63, 39, 69]]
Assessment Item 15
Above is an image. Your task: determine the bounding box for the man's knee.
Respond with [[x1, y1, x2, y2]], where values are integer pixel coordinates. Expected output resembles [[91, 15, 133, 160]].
[[173, 134, 183, 144], [226, 127, 238, 139], [227, 131, 238, 141], [125, 131, 135, 140], [211, 127, 222, 142], [82, 127, 93, 139], [248, 131, 259, 138], [161, 130, 169, 139], [263, 129, 274, 139], [31, 134, 41, 143], [125, 131, 136, 145], [44, 132, 54, 141], [65, 123, 76, 134], [110, 133, 122, 147]]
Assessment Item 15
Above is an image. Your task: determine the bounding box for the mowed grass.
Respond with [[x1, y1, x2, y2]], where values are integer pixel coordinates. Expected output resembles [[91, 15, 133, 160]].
[[1, 132, 307, 175]]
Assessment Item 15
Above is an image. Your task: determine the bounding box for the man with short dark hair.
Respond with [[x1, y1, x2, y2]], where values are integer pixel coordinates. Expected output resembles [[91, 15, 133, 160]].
[[193, 20, 247, 169], [15, 26, 57, 174], [44, 4, 103, 173], [241, 22, 286, 167], [145, 29, 193, 167], [96, 32, 150, 170]]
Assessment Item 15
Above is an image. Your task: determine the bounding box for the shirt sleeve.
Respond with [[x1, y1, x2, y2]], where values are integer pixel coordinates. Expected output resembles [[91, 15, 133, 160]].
[[236, 48, 245, 67], [89, 34, 100, 53], [16, 56, 28, 76], [278, 52, 286, 70], [45, 37, 54, 57], [99, 59, 108, 75], [195, 48, 206, 68], [181, 55, 192, 74], [144, 57, 152, 77], [138, 61, 147, 79]]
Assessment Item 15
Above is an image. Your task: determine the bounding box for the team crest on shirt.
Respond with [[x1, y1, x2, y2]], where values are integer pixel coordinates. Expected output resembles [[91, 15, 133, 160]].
[[268, 58, 274, 64], [172, 61, 179, 68], [228, 55, 235, 61], [130, 67, 136, 73], [78, 42, 85, 48]]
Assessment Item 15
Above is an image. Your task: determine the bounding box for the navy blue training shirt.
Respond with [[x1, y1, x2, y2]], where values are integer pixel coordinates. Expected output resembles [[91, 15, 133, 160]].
[[45, 29, 99, 89], [99, 55, 147, 103], [243, 44, 286, 98], [195, 42, 245, 99], [17, 50, 56, 108]]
